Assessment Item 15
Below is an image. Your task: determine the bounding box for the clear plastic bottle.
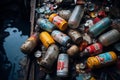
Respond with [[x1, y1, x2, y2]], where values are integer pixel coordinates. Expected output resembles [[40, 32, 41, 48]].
[[68, 5, 84, 28]]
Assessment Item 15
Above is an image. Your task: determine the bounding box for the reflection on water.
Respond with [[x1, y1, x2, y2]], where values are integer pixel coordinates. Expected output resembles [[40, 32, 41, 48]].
[[3, 27, 28, 80]]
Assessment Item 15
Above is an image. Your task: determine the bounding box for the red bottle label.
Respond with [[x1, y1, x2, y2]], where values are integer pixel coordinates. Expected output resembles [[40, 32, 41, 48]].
[[86, 43, 102, 55]]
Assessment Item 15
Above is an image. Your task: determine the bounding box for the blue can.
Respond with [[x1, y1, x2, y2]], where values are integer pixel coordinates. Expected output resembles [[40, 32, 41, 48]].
[[37, 18, 55, 32], [88, 17, 112, 37], [51, 30, 71, 46]]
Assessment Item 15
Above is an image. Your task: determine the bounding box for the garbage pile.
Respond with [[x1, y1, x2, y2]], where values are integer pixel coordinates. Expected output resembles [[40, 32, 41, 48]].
[[20, 0, 120, 80]]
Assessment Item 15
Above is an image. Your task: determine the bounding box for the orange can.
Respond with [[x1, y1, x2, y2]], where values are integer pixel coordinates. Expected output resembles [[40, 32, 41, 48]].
[[87, 51, 117, 69], [49, 13, 68, 31], [39, 31, 55, 48]]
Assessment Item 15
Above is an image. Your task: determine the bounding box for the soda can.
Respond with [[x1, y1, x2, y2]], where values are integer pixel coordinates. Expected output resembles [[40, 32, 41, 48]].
[[51, 30, 71, 46], [68, 5, 84, 28], [37, 18, 55, 32], [40, 44, 59, 70], [57, 53, 69, 77], [20, 32, 39, 54], [99, 29, 120, 46], [88, 17, 112, 37], [80, 43, 103, 57], [49, 13, 68, 31], [58, 10, 71, 21], [39, 31, 55, 48], [87, 51, 117, 69], [68, 29, 83, 45]]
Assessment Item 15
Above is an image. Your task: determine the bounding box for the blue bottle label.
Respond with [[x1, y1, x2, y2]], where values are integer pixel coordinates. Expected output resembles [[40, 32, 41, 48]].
[[96, 52, 112, 64]]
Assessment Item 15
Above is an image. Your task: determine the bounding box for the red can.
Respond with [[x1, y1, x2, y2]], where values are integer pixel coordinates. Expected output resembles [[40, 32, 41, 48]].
[[80, 43, 103, 57]]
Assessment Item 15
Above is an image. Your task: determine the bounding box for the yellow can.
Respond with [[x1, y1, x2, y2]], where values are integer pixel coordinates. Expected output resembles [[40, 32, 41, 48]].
[[49, 13, 68, 31], [87, 51, 117, 69], [39, 31, 55, 48]]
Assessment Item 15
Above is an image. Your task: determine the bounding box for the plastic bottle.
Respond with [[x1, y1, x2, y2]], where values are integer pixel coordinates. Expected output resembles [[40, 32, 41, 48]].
[[39, 31, 55, 48], [68, 5, 84, 28], [87, 51, 117, 69], [49, 13, 68, 31], [99, 29, 120, 46], [51, 30, 71, 46], [37, 18, 55, 32], [40, 44, 59, 70], [88, 17, 112, 37], [20, 32, 39, 54]]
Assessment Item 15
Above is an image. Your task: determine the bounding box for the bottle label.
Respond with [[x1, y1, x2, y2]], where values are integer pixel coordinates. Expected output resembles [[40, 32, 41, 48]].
[[53, 16, 64, 27], [40, 19, 54, 32], [96, 52, 112, 64], [52, 30, 70, 45]]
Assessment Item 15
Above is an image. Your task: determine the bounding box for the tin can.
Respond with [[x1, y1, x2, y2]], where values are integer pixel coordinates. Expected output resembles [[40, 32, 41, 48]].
[[20, 32, 39, 54], [87, 51, 117, 69], [67, 45, 79, 56], [58, 10, 71, 21], [37, 18, 55, 32], [57, 53, 69, 77], [40, 44, 59, 70], [49, 13, 68, 31], [80, 43, 103, 57], [99, 29, 120, 46], [68, 29, 83, 44], [68, 5, 84, 28], [39, 31, 55, 48], [88, 17, 112, 37], [51, 30, 70, 46]]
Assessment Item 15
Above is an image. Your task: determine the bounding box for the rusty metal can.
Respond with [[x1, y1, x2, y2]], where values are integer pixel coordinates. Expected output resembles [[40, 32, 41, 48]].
[[58, 10, 71, 21], [51, 30, 71, 46], [40, 44, 59, 70], [67, 45, 79, 56], [68, 29, 83, 44], [88, 17, 112, 37], [37, 18, 55, 32], [87, 51, 117, 69], [20, 32, 39, 54], [57, 53, 69, 77], [80, 43, 103, 57], [99, 29, 120, 46], [39, 31, 55, 48], [49, 13, 68, 31], [68, 5, 84, 28]]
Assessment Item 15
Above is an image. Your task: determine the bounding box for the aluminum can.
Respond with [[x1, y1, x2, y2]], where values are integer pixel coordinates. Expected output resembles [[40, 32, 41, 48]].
[[49, 13, 68, 31], [88, 17, 112, 37], [57, 53, 69, 77], [58, 10, 71, 21], [51, 30, 70, 46], [80, 43, 103, 57], [99, 29, 120, 46], [20, 32, 39, 54], [68, 5, 84, 28], [37, 18, 55, 32], [87, 51, 117, 69], [67, 45, 79, 56], [39, 31, 55, 48], [68, 29, 83, 44], [40, 44, 59, 70]]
